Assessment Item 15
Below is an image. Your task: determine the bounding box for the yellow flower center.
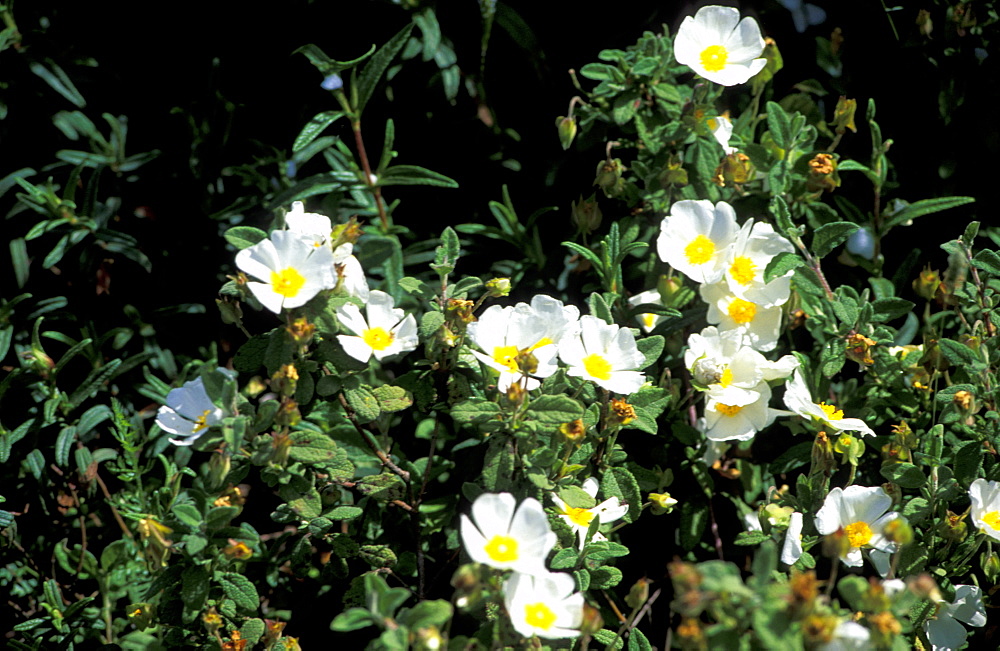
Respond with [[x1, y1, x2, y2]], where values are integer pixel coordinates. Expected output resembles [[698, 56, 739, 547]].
[[845, 521, 873, 548], [729, 256, 757, 285], [192, 409, 213, 433], [582, 353, 612, 381], [983, 511, 1000, 531], [727, 298, 757, 324], [524, 602, 558, 630], [526, 336, 554, 353], [642, 314, 656, 329], [492, 345, 520, 372], [270, 267, 306, 298], [484, 534, 519, 562], [819, 403, 845, 421], [719, 367, 733, 387], [716, 403, 742, 417], [363, 327, 394, 351], [684, 234, 716, 265], [565, 507, 594, 528], [699, 45, 729, 72]]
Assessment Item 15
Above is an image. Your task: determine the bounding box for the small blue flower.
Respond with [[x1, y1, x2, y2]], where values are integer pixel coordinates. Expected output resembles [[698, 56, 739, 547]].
[[321, 74, 343, 91]]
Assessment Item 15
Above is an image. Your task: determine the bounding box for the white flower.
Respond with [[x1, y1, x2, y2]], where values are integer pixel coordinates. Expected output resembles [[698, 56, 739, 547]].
[[466, 303, 560, 393], [674, 5, 767, 86], [156, 369, 235, 446], [460, 493, 556, 576], [815, 486, 898, 574], [724, 220, 794, 307], [236, 230, 336, 313], [702, 381, 786, 441], [780, 511, 804, 565], [818, 620, 871, 651], [503, 571, 583, 640], [284, 201, 332, 248], [550, 477, 628, 549], [558, 316, 646, 395], [784, 369, 875, 436], [685, 326, 797, 405], [336, 290, 418, 363], [524, 294, 581, 347], [700, 282, 783, 352], [657, 200, 739, 284], [924, 584, 986, 651], [707, 115, 736, 154], [968, 478, 1000, 542], [332, 243, 370, 302]]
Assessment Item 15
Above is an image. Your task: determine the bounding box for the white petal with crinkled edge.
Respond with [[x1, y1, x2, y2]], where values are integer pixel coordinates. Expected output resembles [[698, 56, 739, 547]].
[[504, 571, 583, 640], [781, 512, 804, 565]]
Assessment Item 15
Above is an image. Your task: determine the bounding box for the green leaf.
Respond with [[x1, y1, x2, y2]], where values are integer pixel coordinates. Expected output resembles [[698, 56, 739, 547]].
[[870, 297, 914, 322], [734, 530, 769, 546], [587, 292, 614, 324], [30, 60, 86, 108], [240, 619, 267, 648], [431, 226, 460, 275], [880, 463, 926, 489], [326, 506, 363, 521], [218, 572, 260, 613], [602, 467, 642, 524], [359, 544, 398, 568], [68, 359, 123, 409], [293, 111, 345, 153], [972, 249, 1000, 277], [397, 599, 453, 630], [10, 238, 29, 289], [379, 164, 458, 188], [812, 222, 859, 258], [76, 404, 112, 436], [937, 338, 978, 366], [371, 385, 413, 413], [419, 310, 445, 340], [344, 385, 381, 423], [764, 251, 805, 282], [593, 629, 625, 650], [526, 394, 584, 426], [766, 101, 794, 150], [449, 398, 501, 426], [172, 503, 202, 529], [181, 565, 210, 622], [770, 195, 796, 238], [331, 607, 376, 632], [636, 335, 664, 370], [886, 196, 975, 229], [54, 426, 76, 467], [954, 440, 983, 485], [288, 430, 347, 464], [294, 43, 376, 77], [679, 500, 708, 551], [224, 226, 268, 250], [356, 473, 407, 502], [355, 24, 415, 114], [836, 575, 869, 612], [627, 629, 652, 651]]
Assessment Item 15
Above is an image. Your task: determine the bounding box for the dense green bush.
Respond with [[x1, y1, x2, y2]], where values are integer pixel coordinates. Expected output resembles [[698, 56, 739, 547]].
[[3, 1, 1000, 649]]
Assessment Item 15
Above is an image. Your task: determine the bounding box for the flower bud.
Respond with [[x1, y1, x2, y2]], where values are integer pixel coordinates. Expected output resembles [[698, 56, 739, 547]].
[[713, 152, 754, 186], [751, 37, 784, 94], [883, 516, 914, 546], [270, 430, 293, 465], [595, 158, 627, 198], [222, 539, 253, 561], [832, 97, 858, 134], [912, 265, 942, 301], [571, 194, 603, 235], [981, 551, 1000, 583], [907, 573, 942, 602], [208, 450, 232, 491], [286, 317, 316, 349], [937, 510, 968, 543], [202, 608, 224, 635], [953, 389, 975, 412], [607, 397, 637, 427], [413, 626, 445, 651], [263, 620, 287, 646], [555, 115, 578, 150], [484, 277, 511, 298], [271, 364, 299, 398], [764, 504, 795, 529], [658, 155, 689, 189], [559, 419, 587, 444], [845, 332, 876, 367], [625, 577, 651, 610], [649, 492, 678, 515], [916, 9, 933, 37], [579, 603, 604, 638], [216, 297, 244, 325]]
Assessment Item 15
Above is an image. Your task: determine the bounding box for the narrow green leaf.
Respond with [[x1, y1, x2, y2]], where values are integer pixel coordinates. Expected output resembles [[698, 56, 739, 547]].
[[879, 463, 926, 489], [937, 338, 978, 366], [972, 249, 1000, 277], [10, 238, 29, 288], [30, 60, 86, 108], [293, 111, 345, 153], [765, 101, 794, 150], [55, 425, 76, 467], [870, 297, 914, 322], [812, 222, 859, 258], [378, 164, 458, 188], [886, 196, 975, 229], [764, 251, 805, 282], [294, 43, 376, 77], [355, 24, 415, 114], [68, 359, 123, 409], [224, 226, 268, 250]]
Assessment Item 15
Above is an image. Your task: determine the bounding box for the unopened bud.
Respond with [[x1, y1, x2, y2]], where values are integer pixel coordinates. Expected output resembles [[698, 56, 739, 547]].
[[982, 552, 1000, 583], [938, 510, 968, 543], [571, 194, 603, 234], [625, 577, 651, 610], [649, 492, 678, 515], [658, 155, 689, 189], [485, 278, 511, 298], [751, 37, 784, 94], [559, 419, 587, 444], [556, 115, 578, 150], [845, 332, 876, 367], [713, 152, 754, 186], [595, 158, 627, 198], [832, 97, 858, 134], [953, 389, 975, 412], [907, 573, 942, 602], [202, 608, 224, 635], [883, 517, 914, 546], [912, 265, 942, 301], [270, 431, 293, 465], [579, 603, 604, 637], [286, 317, 316, 348], [222, 539, 253, 560], [217, 297, 244, 325], [271, 364, 299, 398], [208, 450, 232, 491], [764, 504, 795, 529]]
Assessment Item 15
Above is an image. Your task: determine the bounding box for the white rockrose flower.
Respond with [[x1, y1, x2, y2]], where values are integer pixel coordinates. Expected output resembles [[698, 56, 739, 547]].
[[685, 326, 797, 405], [236, 230, 336, 314], [336, 290, 417, 363], [550, 477, 628, 549], [784, 369, 875, 436], [466, 303, 560, 393], [503, 571, 584, 640], [156, 369, 236, 446], [968, 478, 1000, 542], [657, 199, 739, 284], [460, 492, 556, 576], [700, 281, 783, 352], [628, 288, 667, 333], [674, 5, 767, 86], [724, 220, 794, 307], [284, 201, 332, 248], [818, 620, 871, 651], [815, 486, 898, 575], [924, 584, 986, 651], [558, 315, 646, 395], [702, 380, 786, 441]]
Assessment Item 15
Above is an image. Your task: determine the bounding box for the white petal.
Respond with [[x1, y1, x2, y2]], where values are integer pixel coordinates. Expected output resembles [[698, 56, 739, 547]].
[[925, 612, 969, 651], [950, 585, 986, 627], [780, 512, 804, 565]]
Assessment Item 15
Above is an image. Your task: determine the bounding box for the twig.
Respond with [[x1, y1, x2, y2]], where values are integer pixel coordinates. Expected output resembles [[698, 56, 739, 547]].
[[338, 393, 410, 482]]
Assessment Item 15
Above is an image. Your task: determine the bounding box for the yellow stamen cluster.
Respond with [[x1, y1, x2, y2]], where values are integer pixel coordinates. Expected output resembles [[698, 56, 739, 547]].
[[270, 267, 306, 298], [684, 235, 716, 265], [699, 45, 729, 72], [716, 403, 742, 417], [524, 602, 558, 630], [484, 534, 519, 562], [845, 521, 873, 548], [363, 327, 394, 351], [729, 256, 756, 285], [727, 298, 757, 324], [583, 353, 613, 381]]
